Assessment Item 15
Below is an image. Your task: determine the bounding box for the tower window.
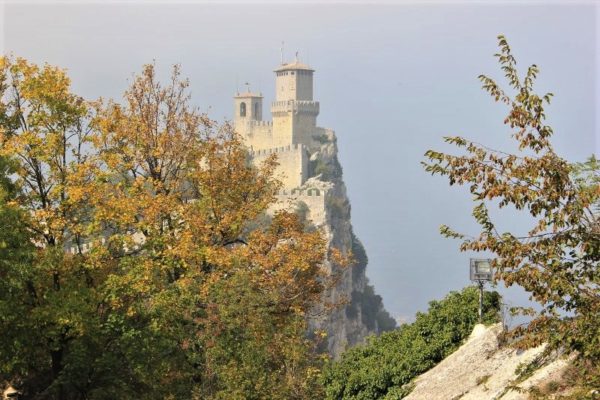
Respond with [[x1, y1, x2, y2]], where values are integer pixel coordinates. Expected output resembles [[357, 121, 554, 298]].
[[240, 102, 246, 117], [254, 102, 259, 117]]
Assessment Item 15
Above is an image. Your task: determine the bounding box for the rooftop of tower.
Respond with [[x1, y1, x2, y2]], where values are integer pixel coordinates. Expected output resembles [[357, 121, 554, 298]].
[[274, 61, 314, 72], [234, 91, 263, 98]]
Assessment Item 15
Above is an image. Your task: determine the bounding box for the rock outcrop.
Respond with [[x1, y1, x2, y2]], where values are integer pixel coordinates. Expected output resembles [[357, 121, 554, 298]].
[[405, 324, 574, 400]]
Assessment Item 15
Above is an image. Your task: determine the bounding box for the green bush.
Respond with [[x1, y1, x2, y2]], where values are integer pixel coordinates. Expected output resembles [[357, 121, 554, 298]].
[[321, 287, 501, 400]]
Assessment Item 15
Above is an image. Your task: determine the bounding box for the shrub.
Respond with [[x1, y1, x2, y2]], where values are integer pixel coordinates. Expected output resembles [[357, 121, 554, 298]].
[[321, 287, 501, 400]]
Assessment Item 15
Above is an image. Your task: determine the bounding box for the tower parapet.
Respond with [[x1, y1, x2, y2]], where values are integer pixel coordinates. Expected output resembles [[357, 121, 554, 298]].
[[271, 100, 320, 116]]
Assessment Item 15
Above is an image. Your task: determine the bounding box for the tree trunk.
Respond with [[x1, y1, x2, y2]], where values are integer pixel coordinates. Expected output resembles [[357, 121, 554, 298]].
[[51, 348, 65, 400]]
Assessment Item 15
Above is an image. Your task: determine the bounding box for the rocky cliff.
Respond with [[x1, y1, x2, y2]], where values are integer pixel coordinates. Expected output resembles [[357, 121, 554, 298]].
[[290, 129, 396, 358]]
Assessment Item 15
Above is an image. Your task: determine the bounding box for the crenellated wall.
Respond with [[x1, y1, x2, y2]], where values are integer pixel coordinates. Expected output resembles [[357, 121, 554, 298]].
[[268, 187, 328, 227], [237, 120, 274, 151], [249, 144, 309, 189], [271, 100, 319, 115]]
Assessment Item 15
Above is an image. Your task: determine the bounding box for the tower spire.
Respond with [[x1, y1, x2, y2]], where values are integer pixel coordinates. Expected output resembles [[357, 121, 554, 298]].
[[280, 41, 284, 64]]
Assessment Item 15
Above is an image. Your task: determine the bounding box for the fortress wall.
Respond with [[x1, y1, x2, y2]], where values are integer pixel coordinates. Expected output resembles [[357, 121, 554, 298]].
[[66, 231, 146, 255], [292, 114, 319, 149], [272, 113, 293, 147], [237, 120, 275, 151], [250, 144, 308, 189], [242, 121, 273, 150], [269, 188, 327, 226], [243, 116, 328, 152], [67, 238, 107, 254]]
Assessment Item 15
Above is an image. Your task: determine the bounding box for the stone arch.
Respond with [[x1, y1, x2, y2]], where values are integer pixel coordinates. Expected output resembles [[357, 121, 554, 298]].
[[240, 102, 247, 117]]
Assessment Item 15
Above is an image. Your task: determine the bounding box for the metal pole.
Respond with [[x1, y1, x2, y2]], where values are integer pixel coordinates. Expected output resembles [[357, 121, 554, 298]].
[[478, 281, 484, 323]]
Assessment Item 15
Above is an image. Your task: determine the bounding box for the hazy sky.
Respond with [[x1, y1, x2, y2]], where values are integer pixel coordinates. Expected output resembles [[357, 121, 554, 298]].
[[2, 1, 598, 323]]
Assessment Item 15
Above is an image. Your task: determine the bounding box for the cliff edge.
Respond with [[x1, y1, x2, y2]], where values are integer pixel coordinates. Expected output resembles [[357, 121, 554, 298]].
[[295, 130, 396, 357]]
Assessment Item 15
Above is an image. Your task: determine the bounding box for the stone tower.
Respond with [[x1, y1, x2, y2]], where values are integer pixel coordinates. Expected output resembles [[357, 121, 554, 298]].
[[234, 59, 396, 357], [234, 92, 263, 124], [271, 62, 319, 149]]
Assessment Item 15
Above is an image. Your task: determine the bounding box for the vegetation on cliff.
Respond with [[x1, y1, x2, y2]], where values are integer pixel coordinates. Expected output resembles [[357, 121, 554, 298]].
[[346, 236, 397, 333], [321, 287, 501, 400]]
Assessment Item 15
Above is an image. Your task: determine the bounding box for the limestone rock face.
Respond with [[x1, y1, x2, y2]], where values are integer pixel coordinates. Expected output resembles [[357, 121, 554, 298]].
[[404, 324, 574, 400], [301, 133, 396, 357]]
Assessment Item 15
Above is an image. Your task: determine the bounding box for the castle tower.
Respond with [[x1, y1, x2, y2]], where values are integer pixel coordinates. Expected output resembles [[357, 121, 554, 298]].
[[271, 61, 320, 148], [274, 61, 314, 102], [234, 91, 263, 133]]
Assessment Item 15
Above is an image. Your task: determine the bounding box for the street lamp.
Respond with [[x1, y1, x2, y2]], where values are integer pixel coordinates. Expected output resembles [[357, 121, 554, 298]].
[[470, 258, 493, 323]]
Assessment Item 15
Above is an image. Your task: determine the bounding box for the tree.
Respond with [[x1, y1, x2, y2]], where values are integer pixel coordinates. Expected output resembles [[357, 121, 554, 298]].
[[88, 63, 335, 398], [0, 56, 97, 399], [0, 58, 337, 399], [423, 36, 600, 366], [321, 287, 501, 400], [0, 155, 37, 395]]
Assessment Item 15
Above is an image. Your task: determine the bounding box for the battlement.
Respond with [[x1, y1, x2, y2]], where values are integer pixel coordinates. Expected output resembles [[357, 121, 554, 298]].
[[249, 143, 308, 188], [249, 143, 306, 157], [237, 119, 273, 151], [247, 120, 273, 127], [270, 187, 328, 226], [271, 100, 319, 115], [277, 187, 324, 197]]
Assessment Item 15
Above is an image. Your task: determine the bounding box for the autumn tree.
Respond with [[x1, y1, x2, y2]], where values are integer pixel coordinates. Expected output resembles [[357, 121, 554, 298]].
[[423, 36, 599, 369], [88, 63, 334, 398], [0, 58, 336, 399], [0, 56, 97, 399]]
